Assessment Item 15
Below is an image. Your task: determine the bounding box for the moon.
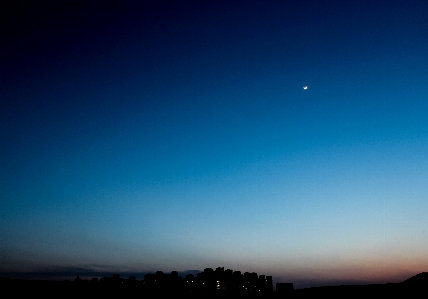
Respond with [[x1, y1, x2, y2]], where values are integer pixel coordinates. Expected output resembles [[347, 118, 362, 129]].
[[303, 86, 308, 90]]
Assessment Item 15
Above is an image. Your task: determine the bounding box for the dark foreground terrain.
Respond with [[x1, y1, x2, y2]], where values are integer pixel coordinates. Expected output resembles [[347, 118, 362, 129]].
[[1, 272, 426, 298]]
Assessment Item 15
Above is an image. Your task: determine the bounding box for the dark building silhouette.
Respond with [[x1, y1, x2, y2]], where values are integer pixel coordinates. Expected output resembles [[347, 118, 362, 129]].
[[184, 274, 196, 292], [186, 267, 274, 293]]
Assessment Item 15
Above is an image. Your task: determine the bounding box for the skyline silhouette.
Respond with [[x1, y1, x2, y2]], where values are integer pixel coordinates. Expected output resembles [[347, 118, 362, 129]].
[[1, 270, 427, 297]]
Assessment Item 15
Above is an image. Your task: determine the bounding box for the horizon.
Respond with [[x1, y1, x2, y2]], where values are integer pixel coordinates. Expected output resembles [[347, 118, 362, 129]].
[[1, 268, 425, 290], [1, 0, 427, 290]]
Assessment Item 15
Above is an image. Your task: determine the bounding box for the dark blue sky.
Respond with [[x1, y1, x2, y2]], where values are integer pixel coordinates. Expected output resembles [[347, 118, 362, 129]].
[[1, 0, 428, 288]]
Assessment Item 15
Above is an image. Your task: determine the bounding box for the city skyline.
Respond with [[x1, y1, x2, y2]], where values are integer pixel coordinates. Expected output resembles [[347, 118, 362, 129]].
[[1, 0, 427, 289]]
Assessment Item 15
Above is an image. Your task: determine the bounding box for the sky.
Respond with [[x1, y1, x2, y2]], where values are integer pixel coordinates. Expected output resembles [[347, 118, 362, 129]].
[[1, 0, 428, 289]]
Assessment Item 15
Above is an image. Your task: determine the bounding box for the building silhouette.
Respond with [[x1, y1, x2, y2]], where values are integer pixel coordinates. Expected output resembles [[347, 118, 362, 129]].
[[135, 267, 274, 294]]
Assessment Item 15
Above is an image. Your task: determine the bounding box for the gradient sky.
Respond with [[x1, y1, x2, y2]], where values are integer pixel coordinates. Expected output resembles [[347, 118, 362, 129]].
[[1, 0, 427, 289]]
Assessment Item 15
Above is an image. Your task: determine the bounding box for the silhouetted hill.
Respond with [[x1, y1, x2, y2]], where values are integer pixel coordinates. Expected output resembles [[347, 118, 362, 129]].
[[403, 272, 428, 285], [293, 272, 427, 298]]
